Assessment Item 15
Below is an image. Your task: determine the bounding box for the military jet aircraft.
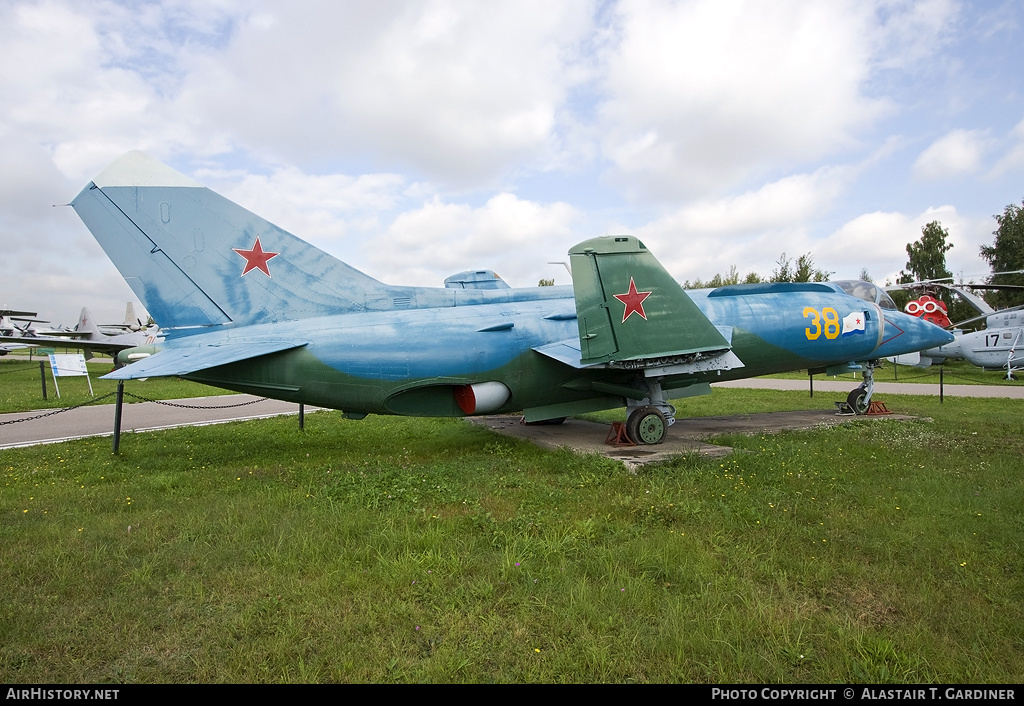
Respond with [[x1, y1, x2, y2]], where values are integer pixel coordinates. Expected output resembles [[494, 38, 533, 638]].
[[0, 306, 161, 360], [67, 151, 953, 444]]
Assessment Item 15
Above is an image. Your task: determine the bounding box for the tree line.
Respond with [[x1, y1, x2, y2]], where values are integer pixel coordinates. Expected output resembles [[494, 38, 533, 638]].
[[682, 252, 833, 289]]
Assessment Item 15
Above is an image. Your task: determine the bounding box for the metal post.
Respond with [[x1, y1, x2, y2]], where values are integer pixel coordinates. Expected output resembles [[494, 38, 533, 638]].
[[113, 381, 124, 454], [299, 403, 305, 430], [39, 361, 47, 400], [939, 366, 944, 404], [808, 371, 813, 398]]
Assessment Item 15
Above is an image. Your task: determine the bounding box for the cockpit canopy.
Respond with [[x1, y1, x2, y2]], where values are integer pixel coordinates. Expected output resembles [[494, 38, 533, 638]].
[[832, 280, 897, 310]]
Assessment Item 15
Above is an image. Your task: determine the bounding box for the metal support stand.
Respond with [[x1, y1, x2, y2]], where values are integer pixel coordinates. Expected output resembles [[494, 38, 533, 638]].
[[113, 381, 124, 454], [40, 361, 47, 400], [940, 366, 944, 404], [808, 371, 813, 398], [299, 403, 305, 431]]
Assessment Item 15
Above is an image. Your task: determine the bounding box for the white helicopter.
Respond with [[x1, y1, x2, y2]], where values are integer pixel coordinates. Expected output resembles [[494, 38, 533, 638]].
[[889, 273, 1024, 380]]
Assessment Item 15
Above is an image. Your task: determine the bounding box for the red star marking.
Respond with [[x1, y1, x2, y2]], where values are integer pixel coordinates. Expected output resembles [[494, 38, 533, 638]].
[[233, 236, 279, 277], [613, 277, 652, 323]]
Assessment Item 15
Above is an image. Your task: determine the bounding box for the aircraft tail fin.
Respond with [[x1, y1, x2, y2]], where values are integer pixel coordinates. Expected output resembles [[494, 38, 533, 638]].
[[124, 302, 138, 329], [71, 151, 387, 330], [76, 307, 103, 337], [568, 236, 730, 366]]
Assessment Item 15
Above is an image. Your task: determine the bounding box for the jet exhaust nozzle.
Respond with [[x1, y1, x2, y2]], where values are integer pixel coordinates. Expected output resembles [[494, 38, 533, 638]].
[[455, 382, 511, 415]]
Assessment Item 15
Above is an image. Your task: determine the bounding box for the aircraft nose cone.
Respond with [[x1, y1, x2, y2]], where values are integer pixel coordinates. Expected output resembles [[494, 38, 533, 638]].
[[875, 310, 955, 359], [922, 321, 957, 349]]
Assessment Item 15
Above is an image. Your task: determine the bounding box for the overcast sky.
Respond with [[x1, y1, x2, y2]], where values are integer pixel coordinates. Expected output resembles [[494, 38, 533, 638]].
[[2, 0, 1023, 327]]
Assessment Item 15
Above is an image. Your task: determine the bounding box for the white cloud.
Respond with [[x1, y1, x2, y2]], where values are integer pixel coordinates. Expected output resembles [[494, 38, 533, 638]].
[[202, 166, 410, 243], [818, 205, 991, 284], [869, 0, 959, 70], [912, 128, 993, 180], [595, 0, 960, 201], [597, 0, 888, 199], [176, 0, 595, 185], [625, 166, 850, 282], [648, 166, 849, 236], [365, 193, 581, 286], [818, 210, 922, 282], [990, 117, 1024, 177]]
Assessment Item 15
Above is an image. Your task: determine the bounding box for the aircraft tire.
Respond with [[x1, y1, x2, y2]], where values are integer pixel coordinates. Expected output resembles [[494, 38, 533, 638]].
[[847, 384, 869, 415], [626, 406, 667, 445]]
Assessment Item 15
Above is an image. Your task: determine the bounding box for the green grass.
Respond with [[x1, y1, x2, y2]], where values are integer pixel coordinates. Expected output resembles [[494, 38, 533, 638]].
[[0, 359, 234, 414], [1, 381, 1022, 683]]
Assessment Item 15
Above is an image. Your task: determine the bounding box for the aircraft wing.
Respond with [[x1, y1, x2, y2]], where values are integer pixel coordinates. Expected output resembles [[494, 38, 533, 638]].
[[0, 334, 134, 354], [101, 339, 309, 380]]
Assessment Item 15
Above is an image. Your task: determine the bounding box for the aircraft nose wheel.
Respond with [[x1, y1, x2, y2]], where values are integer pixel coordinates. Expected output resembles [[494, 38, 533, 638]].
[[626, 405, 667, 445], [847, 383, 870, 415]]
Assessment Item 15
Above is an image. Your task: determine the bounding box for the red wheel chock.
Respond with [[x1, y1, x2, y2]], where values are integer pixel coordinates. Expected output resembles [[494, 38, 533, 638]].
[[605, 421, 636, 446]]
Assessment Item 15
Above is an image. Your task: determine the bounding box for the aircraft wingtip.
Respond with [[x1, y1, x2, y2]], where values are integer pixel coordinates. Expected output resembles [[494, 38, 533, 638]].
[[92, 151, 202, 189]]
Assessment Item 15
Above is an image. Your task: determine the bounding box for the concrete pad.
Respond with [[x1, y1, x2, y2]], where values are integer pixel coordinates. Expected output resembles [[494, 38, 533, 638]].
[[469, 408, 918, 468]]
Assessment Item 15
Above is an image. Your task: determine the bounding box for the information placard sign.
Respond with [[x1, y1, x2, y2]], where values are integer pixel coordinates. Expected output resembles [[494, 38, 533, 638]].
[[48, 353, 93, 397]]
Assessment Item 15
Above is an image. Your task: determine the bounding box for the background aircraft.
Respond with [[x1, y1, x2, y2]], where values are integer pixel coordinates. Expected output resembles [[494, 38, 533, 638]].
[[891, 278, 1024, 379], [97, 302, 149, 334], [68, 151, 953, 444], [0, 306, 161, 361], [0, 308, 41, 356]]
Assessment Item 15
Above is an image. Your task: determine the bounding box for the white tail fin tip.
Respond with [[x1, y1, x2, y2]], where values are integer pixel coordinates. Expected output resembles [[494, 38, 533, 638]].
[[92, 151, 202, 189]]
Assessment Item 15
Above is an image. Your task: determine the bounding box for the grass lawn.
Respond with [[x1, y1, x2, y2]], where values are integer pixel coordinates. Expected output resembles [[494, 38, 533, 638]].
[[1, 359, 1022, 682]]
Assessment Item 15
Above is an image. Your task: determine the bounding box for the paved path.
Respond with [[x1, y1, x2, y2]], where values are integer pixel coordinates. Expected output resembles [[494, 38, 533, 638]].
[[0, 395, 317, 449], [713, 378, 1024, 398]]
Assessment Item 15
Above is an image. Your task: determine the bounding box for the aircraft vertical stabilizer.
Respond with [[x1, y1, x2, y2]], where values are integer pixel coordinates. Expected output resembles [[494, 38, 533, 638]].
[[71, 151, 387, 330], [568, 236, 730, 366], [76, 307, 102, 337]]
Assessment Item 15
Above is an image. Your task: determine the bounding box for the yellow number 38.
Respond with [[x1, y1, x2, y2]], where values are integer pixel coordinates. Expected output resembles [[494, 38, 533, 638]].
[[803, 307, 840, 340]]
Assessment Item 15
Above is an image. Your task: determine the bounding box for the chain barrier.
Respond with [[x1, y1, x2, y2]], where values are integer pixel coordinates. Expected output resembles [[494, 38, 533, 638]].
[[0, 392, 118, 426], [1, 391, 267, 428], [121, 391, 267, 409]]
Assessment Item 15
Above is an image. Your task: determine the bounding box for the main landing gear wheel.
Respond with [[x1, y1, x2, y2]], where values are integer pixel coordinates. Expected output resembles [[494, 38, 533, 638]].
[[626, 406, 667, 445], [847, 383, 869, 415]]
